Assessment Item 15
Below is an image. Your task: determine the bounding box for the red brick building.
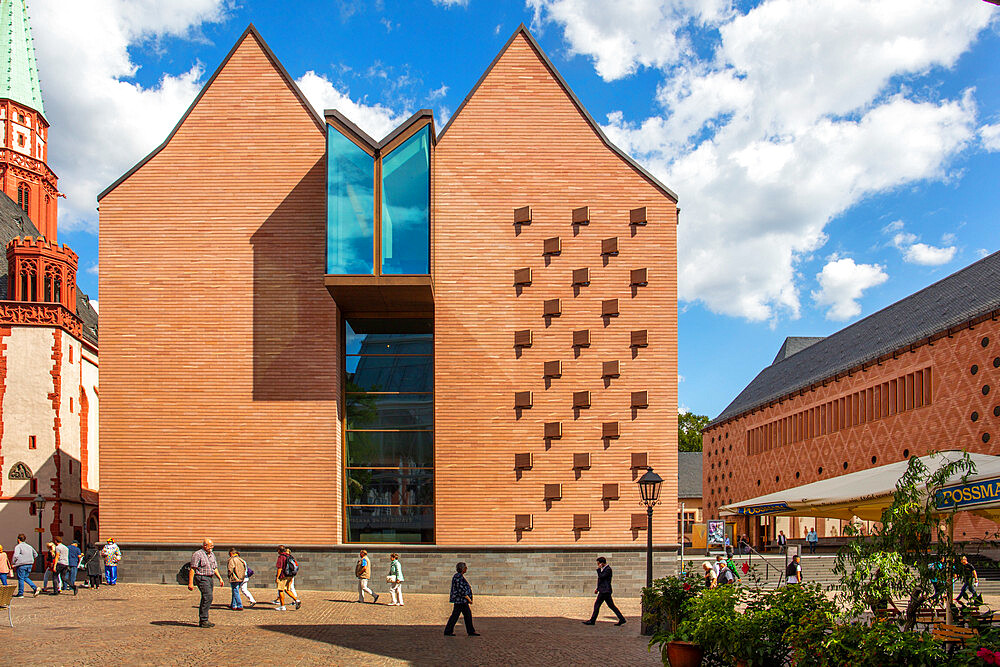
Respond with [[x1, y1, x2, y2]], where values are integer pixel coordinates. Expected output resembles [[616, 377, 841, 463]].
[[704, 252, 1000, 547], [97, 23, 678, 577]]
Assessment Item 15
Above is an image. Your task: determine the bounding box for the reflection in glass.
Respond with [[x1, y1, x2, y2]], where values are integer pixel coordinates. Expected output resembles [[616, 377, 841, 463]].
[[348, 355, 433, 392], [327, 127, 375, 274], [345, 320, 433, 355], [346, 393, 432, 430], [346, 468, 433, 505], [346, 431, 433, 468], [346, 506, 434, 543], [380, 126, 430, 274]]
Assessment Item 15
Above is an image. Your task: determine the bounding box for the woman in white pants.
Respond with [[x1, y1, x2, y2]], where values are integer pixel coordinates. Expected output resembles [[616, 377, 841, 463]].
[[241, 566, 257, 608], [387, 553, 404, 606]]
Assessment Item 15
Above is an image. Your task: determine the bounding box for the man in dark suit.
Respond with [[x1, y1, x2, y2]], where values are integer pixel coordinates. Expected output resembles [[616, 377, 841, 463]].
[[582, 557, 626, 626]]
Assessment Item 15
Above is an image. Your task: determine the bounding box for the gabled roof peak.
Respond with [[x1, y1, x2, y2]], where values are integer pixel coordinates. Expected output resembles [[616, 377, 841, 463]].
[[325, 109, 435, 152], [0, 0, 45, 117], [437, 23, 677, 202]]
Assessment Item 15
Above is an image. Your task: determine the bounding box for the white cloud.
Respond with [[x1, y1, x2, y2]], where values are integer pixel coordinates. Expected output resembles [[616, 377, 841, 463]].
[[295, 71, 409, 140], [982, 123, 1000, 151], [89, 299, 99, 314], [887, 221, 957, 266], [433, 0, 469, 6], [428, 84, 449, 100], [532, 0, 994, 321], [812, 257, 888, 321], [31, 0, 233, 234]]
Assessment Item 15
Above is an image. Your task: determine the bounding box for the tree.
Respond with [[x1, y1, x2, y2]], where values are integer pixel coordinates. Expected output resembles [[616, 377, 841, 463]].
[[678, 411, 710, 451], [832, 451, 987, 630]]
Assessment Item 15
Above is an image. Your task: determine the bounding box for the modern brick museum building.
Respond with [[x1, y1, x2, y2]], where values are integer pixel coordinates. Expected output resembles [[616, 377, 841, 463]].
[[97, 25, 678, 591], [0, 0, 100, 547], [704, 252, 1000, 548]]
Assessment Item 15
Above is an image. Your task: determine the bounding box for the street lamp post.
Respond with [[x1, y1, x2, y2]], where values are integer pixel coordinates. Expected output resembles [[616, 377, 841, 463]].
[[32, 494, 46, 559], [637, 467, 663, 636]]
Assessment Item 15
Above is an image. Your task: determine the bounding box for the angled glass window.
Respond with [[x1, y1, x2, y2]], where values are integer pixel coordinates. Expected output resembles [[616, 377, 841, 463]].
[[327, 127, 375, 274], [380, 125, 430, 274]]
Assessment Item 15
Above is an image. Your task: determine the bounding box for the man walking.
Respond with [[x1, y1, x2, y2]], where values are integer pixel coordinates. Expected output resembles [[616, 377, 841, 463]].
[[355, 549, 378, 603], [444, 562, 479, 636], [956, 555, 980, 604], [806, 528, 819, 554], [582, 557, 626, 626], [11, 534, 39, 597], [187, 538, 224, 627], [786, 554, 802, 585], [66, 539, 82, 595], [275, 546, 301, 611], [53, 536, 70, 595], [777, 530, 787, 554], [102, 538, 122, 584]]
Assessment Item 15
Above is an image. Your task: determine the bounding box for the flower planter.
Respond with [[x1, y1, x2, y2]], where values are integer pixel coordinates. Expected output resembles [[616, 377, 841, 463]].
[[666, 641, 703, 667]]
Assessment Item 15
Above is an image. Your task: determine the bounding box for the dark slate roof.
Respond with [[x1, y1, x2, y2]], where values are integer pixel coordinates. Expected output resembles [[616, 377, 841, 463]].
[[771, 336, 825, 364], [678, 451, 703, 499], [710, 250, 1000, 428], [0, 192, 98, 345]]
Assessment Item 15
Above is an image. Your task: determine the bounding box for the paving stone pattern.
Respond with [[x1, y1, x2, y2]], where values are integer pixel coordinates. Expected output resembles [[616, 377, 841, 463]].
[[1, 583, 659, 666]]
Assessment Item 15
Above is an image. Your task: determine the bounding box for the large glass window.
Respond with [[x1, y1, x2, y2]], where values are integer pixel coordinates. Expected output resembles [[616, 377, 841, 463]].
[[327, 127, 375, 274], [345, 318, 433, 543], [380, 126, 430, 274]]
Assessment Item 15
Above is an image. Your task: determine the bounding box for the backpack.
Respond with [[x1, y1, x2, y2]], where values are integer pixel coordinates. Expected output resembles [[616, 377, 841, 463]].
[[786, 561, 798, 577], [283, 555, 299, 578]]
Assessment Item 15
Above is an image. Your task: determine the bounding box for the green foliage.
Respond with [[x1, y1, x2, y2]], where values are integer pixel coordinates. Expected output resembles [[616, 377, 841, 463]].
[[832, 451, 978, 627], [642, 567, 704, 635], [788, 616, 945, 667], [678, 411, 710, 452]]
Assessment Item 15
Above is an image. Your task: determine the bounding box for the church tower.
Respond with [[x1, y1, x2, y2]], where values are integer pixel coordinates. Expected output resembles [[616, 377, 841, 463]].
[[0, 0, 58, 241]]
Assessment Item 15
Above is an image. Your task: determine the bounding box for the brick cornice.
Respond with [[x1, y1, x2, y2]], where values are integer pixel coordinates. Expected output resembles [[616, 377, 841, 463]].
[[0, 301, 82, 338]]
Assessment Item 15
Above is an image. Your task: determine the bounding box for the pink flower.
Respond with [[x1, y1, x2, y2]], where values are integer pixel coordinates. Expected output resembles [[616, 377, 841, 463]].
[[683, 584, 691, 591]]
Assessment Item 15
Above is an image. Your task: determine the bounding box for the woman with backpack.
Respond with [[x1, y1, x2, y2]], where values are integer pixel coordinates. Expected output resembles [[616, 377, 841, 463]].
[[275, 546, 300, 611], [386, 553, 404, 606], [84, 543, 103, 588]]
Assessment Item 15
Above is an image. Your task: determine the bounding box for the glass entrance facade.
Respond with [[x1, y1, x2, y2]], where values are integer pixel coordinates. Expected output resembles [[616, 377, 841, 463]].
[[344, 318, 434, 543]]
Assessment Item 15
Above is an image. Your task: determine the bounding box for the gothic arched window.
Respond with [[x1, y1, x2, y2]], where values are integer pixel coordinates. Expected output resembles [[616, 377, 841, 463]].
[[17, 182, 29, 213]]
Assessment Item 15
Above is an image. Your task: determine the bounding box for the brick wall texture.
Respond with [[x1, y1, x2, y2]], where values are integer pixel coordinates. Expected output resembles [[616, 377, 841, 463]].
[[98, 29, 678, 548], [705, 316, 1000, 542]]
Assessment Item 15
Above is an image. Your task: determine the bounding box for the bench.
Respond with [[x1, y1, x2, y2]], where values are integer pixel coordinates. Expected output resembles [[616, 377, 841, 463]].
[[932, 623, 978, 652]]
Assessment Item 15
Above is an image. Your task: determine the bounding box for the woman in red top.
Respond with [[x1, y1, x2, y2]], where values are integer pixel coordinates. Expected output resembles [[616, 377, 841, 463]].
[[41, 543, 59, 594]]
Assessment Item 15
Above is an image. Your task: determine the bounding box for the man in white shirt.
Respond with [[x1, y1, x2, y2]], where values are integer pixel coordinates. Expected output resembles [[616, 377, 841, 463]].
[[11, 533, 40, 597], [712, 555, 724, 578], [53, 536, 72, 595], [786, 554, 802, 585]]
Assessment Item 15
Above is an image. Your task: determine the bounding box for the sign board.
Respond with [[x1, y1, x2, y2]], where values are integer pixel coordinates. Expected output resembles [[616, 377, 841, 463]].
[[935, 477, 1000, 510], [736, 501, 791, 516], [691, 523, 707, 550], [707, 520, 725, 546]]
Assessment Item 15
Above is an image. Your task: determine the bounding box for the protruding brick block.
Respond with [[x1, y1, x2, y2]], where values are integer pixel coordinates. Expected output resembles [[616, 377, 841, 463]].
[[543, 360, 562, 378], [573, 513, 591, 530], [514, 329, 532, 347], [573, 390, 591, 409], [514, 267, 532, 285], [603, 483, 620, 500], [629, 206, 647, 225], [544, 483, 562, 500], [514, 206, 532, 224], [544, 421, 563, 439], [514, 452, 533, 469], [573, 452, 591, 469], [602, 421, 620, 439], [601, 237, 618, 256], [602, 299, 619, 317], [573, 329, 591, 347], [572, 267, 590, 286], [602, 360, 620, 378], [543, 237, 561, 255], [515, 514, 533, 531], [514, 391, 533, 409], [572, 206, 589, 224], [630, 329, 648, 348], [544, 298, 562, 317], [630, 268, 648, 286]]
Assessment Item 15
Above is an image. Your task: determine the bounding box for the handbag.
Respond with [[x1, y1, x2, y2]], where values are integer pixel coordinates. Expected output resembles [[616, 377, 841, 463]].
[[386, 574, 398, 584]]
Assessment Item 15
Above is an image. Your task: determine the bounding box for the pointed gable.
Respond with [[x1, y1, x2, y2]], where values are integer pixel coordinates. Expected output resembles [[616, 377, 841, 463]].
[[98, 26, 324, 201], [0, 0, 45, 116], [438, 26, 676, 202]]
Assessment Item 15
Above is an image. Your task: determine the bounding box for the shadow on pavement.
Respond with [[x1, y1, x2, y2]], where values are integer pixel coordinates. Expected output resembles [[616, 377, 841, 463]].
[[257, 618, 647, 664], [150, 620, 201, 628]]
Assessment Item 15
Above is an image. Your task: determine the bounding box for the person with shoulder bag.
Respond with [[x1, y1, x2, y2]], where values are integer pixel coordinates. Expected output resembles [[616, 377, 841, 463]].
[[356, 549, 378, 603], [386, 553, 404, 606], [227, 548, 248, 610]]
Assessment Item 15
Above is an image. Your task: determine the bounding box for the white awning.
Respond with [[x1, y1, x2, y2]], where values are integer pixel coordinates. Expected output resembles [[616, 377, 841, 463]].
[[719, 450, 1000, 522]]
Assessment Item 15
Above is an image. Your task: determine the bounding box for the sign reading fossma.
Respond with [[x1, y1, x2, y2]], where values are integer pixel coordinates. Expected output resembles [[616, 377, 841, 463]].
[[935, 477, 1000, 510], [737, 501, 792, 516]]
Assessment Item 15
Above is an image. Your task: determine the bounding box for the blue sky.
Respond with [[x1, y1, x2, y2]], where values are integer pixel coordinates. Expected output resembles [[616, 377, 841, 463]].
[[28, 0, 1000, 418]]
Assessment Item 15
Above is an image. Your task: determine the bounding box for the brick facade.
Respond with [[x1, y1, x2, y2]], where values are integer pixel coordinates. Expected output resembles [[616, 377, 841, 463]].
[[705, 313, 1000, 544], [98, 26, 678, 553]]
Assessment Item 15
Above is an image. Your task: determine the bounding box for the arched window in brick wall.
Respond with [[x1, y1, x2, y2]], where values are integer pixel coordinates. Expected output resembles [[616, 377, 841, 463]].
[[18, 259, 37, 301]]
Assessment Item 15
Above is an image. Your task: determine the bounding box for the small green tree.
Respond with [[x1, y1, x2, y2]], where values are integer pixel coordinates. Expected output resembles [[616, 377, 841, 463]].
[[679, 411, 710, 451], [832, 451, 977, 629]]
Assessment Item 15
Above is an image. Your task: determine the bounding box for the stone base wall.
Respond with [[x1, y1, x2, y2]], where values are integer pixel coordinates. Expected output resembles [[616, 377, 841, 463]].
[[118, 544, 679, 597]]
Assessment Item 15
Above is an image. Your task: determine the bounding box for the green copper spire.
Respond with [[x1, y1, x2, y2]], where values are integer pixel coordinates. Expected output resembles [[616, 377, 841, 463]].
[[0, 0, 44, 117]]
